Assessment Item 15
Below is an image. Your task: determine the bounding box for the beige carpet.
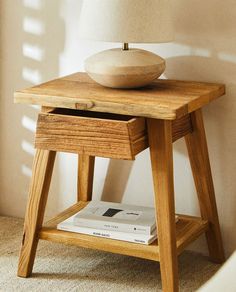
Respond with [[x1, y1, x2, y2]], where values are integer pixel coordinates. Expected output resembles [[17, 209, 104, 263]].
[[0, 216, 221, 292]]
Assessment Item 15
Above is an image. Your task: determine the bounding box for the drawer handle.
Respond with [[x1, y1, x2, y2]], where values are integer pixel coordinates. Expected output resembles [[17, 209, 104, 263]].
[[75, 100, 94, 110]]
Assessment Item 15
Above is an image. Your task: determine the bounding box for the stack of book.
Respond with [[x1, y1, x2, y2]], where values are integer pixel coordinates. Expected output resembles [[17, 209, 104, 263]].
[[57, 201, 177, 245]]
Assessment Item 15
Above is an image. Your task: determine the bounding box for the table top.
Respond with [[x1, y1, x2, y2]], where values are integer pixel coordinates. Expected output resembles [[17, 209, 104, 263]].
[[14, 72, 225, 120]]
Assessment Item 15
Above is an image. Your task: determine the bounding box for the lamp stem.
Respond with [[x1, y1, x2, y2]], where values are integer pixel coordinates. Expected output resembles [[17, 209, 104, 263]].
[[122, 43, 129, 50]]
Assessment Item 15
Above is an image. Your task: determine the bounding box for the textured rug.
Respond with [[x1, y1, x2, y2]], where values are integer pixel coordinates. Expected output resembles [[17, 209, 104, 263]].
[[0, 216, 221, 292]]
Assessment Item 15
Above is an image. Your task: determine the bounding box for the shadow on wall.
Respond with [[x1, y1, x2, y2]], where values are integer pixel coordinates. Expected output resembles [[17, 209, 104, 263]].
[[21, 0, 66, 219], [101, 159, 134, 203], [0, 0, 65, 218], [101, 0, 236, 256]]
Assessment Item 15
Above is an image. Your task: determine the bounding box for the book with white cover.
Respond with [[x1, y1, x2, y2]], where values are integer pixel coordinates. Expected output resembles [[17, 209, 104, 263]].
[[73, 201, 156, 235], [57, 214, 157, 245]]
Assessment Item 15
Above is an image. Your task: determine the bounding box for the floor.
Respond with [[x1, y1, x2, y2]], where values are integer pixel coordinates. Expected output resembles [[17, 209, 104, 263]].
[[0, 216, 221, 292]]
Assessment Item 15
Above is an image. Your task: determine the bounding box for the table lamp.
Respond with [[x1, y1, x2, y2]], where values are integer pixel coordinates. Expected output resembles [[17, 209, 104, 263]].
[[79, 0, 173, 89]]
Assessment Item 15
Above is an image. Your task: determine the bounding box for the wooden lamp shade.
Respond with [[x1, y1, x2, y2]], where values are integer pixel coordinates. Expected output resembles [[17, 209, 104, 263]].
[[79, 0, 174, 89]]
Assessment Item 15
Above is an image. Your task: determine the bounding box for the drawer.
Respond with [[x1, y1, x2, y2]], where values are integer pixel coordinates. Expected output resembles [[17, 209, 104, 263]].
[[35, 109, 148, 160]]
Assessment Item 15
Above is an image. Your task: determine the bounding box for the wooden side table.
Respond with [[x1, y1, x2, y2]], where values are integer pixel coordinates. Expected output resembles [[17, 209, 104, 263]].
[[14, 73, 225, 292]]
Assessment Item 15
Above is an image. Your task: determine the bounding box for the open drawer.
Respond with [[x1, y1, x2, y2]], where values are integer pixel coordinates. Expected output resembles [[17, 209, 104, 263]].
[[35, 108, 148, 160]]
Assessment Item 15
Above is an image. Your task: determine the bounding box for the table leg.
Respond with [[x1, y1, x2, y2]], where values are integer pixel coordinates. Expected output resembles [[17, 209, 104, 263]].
[[17, 149, 56, 277], [185, 109, 225, 263], [77, 154, 95, 202], [147, 119, 179, 292]]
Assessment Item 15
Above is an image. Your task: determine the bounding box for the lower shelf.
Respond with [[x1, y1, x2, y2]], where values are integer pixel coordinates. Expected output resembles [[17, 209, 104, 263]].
[[39, 201, 208, 262]]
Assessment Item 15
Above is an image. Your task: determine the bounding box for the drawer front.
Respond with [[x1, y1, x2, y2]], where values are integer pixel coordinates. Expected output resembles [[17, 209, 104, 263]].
[[35, 110, 148, 160]]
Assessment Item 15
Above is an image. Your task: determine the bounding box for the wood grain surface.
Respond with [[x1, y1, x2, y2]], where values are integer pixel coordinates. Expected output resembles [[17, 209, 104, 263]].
[[14, 72, 225, 120], [17, 150, 56, 278], [148, 118, 179, 292], [35, 110, 148, 160], [77, 154, 95, 202], [35, 109, 191, 160], [185, 109, 225, 263]]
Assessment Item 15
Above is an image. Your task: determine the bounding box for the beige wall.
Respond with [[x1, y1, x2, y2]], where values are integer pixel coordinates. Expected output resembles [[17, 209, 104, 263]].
[[0, 0, 236, 257]]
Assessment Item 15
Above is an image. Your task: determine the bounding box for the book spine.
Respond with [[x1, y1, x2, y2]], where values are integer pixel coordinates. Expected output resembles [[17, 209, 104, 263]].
[[57, 224, 154, 245], [74, 218, 152, 235]]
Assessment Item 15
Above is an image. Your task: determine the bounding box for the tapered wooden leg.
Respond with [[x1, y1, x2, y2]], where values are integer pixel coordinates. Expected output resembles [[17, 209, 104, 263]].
[[18, 149, 56, 277], [147, 119, 179, 292], [77, 154, 95, 202], [185, 109, 225, 263]]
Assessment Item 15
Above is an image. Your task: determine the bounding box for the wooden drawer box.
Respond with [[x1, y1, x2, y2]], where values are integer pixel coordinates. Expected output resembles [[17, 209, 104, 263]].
[[35, 109, 148, 160]]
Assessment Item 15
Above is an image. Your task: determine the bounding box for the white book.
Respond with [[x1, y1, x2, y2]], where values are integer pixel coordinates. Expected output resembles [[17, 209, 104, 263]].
[[73, 201, 156, 235], [57, 214, 157, 245]]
